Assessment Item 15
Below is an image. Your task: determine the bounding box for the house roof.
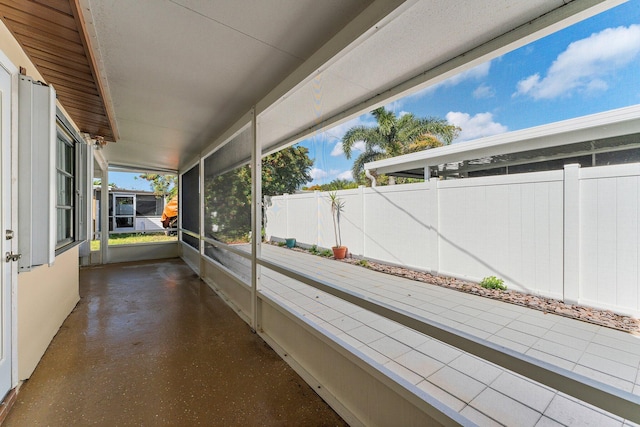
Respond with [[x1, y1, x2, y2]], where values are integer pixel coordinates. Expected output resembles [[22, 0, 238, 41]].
[[364, 104, 640, 177], [0, 0, 622, 173]]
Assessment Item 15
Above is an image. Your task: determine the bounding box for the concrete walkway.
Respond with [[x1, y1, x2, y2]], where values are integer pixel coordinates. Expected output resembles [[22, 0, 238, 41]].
[[259, 245, 640, 426], [4, 259, 347, 427]]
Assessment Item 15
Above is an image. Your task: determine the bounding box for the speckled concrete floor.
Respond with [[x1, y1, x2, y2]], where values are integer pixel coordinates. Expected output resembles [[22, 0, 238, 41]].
[[4, 259, 347, 426]]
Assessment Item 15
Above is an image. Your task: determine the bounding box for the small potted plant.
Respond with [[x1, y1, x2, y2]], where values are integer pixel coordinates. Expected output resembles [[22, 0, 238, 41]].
[[329, 192, 347, 259]]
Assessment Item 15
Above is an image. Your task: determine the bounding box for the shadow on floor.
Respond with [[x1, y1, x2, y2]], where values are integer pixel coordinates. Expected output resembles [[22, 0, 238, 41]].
[[5, 258, 346, 426]]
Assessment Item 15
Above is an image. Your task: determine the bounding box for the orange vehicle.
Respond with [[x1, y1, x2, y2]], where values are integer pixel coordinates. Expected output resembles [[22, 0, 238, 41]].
[[161, 196, 178, 234]]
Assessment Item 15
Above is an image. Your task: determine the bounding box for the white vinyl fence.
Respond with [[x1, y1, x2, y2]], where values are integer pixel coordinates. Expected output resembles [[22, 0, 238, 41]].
[[265, 163, 640, 317]]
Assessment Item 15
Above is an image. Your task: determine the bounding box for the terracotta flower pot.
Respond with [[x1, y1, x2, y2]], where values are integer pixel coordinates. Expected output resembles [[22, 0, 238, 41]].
[[332, 246, 347, 259]]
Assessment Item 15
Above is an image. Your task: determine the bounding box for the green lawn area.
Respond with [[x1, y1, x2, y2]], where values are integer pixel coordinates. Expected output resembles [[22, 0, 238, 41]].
[[90, 233, 177, 251]]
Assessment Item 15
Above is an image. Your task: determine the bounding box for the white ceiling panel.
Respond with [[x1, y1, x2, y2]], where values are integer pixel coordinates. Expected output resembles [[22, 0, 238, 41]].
[[80, 0, 619, 171]]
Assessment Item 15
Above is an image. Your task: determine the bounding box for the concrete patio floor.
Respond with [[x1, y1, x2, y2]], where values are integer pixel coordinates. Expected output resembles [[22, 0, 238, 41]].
[[4, 259, 347, 427], [258, 244, 640, 426]]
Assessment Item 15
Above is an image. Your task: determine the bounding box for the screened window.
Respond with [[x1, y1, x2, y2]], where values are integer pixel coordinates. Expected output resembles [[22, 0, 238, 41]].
[[56, 129, 75, 248], [136, 195, 163, 216], [181, 164, 200, 249]]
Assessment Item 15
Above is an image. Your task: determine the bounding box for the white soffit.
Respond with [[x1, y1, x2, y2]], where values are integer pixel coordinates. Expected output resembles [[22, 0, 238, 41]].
[[258, 0, 623, 154]]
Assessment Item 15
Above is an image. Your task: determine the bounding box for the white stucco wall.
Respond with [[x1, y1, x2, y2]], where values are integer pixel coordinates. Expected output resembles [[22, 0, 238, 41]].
[[18, 247, 80, 380]]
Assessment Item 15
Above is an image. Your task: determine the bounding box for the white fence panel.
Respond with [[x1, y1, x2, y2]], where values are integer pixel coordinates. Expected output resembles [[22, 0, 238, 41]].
[[437, 171, 564, 297], [579, 164, 640, 315], [335, 189, 365, 255], [263, 164, 640, 316], [265, 195, 288, 240], [286, 192, 318, 245], [363, 184, 432, 269]]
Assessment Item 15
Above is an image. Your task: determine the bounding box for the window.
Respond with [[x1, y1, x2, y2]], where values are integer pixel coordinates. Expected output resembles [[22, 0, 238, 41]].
[[136, 195, 163, 217], [56, 128, 75, 248]]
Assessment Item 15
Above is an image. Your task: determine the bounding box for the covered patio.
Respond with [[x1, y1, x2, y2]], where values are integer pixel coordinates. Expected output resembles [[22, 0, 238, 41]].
[[6, 248, 640, 425]]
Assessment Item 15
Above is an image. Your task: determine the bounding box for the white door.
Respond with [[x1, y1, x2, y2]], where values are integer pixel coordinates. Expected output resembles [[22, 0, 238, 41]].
[[0, 52, 17, 399]]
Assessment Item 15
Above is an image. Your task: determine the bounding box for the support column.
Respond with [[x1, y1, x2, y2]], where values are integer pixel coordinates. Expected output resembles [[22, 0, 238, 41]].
[[250, 107, 261, 332], [563, 163, 581, 305], [100, 167, 109, 264]]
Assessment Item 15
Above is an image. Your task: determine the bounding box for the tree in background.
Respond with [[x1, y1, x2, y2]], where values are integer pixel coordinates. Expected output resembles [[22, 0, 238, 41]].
[[205, 145, 313, 243], [303, 179, 358, 191], [136, 174, 178, 200], [341, 107, 459, 185]]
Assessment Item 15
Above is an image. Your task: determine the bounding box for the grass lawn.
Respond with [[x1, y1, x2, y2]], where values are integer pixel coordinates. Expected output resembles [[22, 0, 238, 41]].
[[90, 233, 177, 251]]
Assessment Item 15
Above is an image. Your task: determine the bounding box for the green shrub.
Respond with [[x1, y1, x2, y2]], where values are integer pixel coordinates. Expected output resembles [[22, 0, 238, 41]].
[[310, 244, 319, 254], [320, 249, 333, 257], [277, 241, 286, 247], [357, 259, 369, 268], [480, 276, 506, 290]]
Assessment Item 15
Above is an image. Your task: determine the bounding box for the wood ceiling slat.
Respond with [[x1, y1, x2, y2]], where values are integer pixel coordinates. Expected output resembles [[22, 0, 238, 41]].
[[58, 97, 107, 117], [40, 71, 99, 94], [1, 0, 117, 142], [33, 0, 73, 16], [23, 40, 90, 67], [0, 8, 81, 43], [12, 26, 85, 55], [55, 86, 104, 108], [60, 108, 110, 129], [0, 0, 76, 29], [32, 55, 93, 80]]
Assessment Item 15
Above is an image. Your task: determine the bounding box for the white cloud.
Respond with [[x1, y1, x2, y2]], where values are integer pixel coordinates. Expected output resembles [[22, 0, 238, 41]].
[[446, 111, 508, 142], [473, 83, 495, 99], [330, 140, 365, 157], [337, 170, 353, 180], [514, 24, 640, 99], [310, 168, 329, 180]]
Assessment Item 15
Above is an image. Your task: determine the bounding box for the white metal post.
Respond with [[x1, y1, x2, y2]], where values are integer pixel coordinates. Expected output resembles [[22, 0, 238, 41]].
[[250, 107, 261, 332], [100, 167, 109, 263]]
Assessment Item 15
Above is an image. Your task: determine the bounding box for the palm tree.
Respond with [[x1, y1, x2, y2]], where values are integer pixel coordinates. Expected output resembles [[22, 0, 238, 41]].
[[341, 107, 459, 183]]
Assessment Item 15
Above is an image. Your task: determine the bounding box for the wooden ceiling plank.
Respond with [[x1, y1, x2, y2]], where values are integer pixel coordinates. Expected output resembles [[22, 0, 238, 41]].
[[55, 88, 104, 109], [23, 39, 91, 67], [33, 0, 73, 16], [31, 54, 93, 76], [40, 70, 99, 93], [9, 24, 84, 55], [55, 91, 106, 112], [0, 8, 82, 43], [12, 26, 86, 55], [37, 62, 96, 87], [70, 0, 118, 140], [0, 0, 77, 29]]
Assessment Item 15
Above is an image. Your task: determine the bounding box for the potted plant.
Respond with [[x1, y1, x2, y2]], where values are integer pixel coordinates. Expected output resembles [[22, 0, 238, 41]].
[[329, 192, 347, 259], [285, 237, 296, 248]]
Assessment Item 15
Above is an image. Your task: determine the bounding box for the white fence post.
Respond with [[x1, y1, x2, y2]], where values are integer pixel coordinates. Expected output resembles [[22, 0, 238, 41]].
[[429, 178, 439, 275], [315, 190, 320, 246], [284, 193, 289, 238], [563, 164, 580, 305], [360, 185, 365, 257]]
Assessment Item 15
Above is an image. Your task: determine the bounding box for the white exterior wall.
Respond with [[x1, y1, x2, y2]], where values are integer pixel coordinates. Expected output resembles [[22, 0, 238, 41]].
[[265, 163, 640, 316]]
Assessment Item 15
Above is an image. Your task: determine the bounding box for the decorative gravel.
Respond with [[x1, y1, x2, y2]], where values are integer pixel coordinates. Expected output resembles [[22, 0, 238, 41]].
[[336, 257, 640, 334]]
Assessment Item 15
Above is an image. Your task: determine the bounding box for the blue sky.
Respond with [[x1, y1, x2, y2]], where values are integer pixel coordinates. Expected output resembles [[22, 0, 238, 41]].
[[301, 0, 640, 185], [112, 1, 640, 190]]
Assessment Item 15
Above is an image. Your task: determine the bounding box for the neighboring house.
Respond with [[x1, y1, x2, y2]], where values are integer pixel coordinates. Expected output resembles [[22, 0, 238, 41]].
[[93, 188, 167, 236]]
